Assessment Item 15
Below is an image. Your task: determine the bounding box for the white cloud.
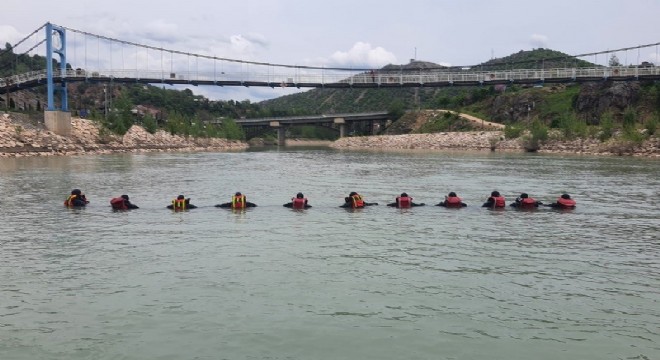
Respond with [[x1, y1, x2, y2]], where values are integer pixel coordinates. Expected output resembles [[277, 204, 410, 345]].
[[529, 33, 549, 49], [328, 42, 397, 68], [0, 25, 26, 49]]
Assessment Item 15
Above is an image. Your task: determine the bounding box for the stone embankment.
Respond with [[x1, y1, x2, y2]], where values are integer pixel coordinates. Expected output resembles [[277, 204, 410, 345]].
[[331, 131, 660, 157], [0, 113, 247, 157]]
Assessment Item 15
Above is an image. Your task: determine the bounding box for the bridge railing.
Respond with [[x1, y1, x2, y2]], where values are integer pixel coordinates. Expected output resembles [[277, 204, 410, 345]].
[[2, 66, 659, 89]]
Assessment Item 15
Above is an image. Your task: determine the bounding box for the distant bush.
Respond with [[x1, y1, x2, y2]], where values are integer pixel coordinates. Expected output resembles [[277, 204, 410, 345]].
[[644, 114, 657, 136], [599, 112, 614, 142], [387, 100, 405, 119], [522, 119, 548, 152], [142, 114, 158, 134], [623, 107, 637, 130], [555, 112, 588, 139], [504, 125, 523, 139]]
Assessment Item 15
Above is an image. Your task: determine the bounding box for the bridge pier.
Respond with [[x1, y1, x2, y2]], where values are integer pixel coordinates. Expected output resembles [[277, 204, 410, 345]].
[[334, 117, 346, 138], [44, 110, 72, 136], [269, 121, 287, 146], [277, 127, 286, 146]]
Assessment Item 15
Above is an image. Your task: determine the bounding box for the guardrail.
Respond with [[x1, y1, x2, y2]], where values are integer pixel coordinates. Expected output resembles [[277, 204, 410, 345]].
[[2, 66, 659, 90]]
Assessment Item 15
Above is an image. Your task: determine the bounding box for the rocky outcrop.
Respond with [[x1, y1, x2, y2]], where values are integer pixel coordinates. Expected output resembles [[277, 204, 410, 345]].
[[0, 113, 247, 157], [488, 91, 546, 124], [574, 82, 641, 124]]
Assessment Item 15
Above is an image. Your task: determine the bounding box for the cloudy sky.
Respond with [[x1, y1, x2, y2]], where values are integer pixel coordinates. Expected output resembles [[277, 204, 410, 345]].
[[3, 0, 660, 102]]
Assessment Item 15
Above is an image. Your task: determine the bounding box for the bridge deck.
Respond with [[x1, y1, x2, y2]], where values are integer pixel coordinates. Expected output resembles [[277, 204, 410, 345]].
[[2, 66, 659, 93]]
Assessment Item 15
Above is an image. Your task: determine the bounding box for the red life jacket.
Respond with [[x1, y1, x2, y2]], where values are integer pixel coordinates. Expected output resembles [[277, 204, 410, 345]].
[[110, 197, 128, 210], [520, 197, 537, 208], [557, 197, 576, 208], [397, 196, 412, 208], [292, 197, 307, 209], [351, 194, 364, 208], [445, 196, 463, 208], [232, 195, 246, 209], [492, 196, 506, 208]]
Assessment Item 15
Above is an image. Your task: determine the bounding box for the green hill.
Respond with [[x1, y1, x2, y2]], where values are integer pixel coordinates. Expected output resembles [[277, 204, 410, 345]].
[[259, 48, 659, 134]]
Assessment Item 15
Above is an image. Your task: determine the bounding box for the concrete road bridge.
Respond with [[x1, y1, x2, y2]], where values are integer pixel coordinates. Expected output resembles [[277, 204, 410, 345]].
[[226, 112, 390, 145]]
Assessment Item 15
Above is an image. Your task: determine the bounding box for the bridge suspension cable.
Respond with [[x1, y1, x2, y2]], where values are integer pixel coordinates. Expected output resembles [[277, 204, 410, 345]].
[[59, 24, 371, 72], [0, 23, 47, 57]]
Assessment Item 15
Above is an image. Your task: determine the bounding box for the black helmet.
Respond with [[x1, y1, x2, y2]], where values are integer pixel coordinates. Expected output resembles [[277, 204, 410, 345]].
[[448, 192, 457, 197], [519, 193, 529, 198], [296, 192, 304, 198], [491, 191, 500, 197], [121, 194, 129, 200], [349, 192, 357, 196], [71, 189, 82, 195], [561, 193, 571, 199], [235, 192, 242, 196], [400, 193, 408, 197], [177, 195, 185, 200]]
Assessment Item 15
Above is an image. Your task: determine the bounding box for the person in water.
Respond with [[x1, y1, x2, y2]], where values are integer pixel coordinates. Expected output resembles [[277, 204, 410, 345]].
[[340, 192, 378, 208], [482, 190, 506, 208], [283, 192, 311, 209], [110, 194, 139, 210], [546, 193, 576, 209], [436, 192, 467, 207], [387, 193, 425, 208], [216, 192, 257, 209], [64, 189, 89, 207], [510, 193, 543, 208], [167, 195, 197, 210]]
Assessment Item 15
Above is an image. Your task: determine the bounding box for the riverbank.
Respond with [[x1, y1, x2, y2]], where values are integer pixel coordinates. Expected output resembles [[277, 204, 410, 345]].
[[0, 113, 247, 157], [330, 131, 660, 157]]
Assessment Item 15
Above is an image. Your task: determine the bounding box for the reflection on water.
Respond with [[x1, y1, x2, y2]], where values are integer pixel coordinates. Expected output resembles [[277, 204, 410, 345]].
[[0, 149, 659, 360]]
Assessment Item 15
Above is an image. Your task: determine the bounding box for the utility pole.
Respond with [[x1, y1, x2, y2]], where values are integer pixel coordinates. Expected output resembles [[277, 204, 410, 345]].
[[104, 84, 108, 120]]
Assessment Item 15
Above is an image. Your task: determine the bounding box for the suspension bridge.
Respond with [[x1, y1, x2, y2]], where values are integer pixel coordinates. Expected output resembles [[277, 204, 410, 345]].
[[1, 22, 659, 137]]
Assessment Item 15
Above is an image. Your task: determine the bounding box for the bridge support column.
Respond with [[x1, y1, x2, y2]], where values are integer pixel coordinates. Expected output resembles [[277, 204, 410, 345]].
[[334, 117, 346, 138], [277, 127, 286, 146], [339, 124, 346, 138], [44, 110, 72, 136], [270, 121, 287, 146]]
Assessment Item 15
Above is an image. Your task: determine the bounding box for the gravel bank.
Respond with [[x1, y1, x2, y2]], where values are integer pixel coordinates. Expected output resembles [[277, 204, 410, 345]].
[[330, 131, 660, 157], [0, 113, 247, 157]]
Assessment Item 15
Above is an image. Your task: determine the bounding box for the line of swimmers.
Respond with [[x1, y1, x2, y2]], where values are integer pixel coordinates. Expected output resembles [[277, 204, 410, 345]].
[[64, 189, 577, 211]]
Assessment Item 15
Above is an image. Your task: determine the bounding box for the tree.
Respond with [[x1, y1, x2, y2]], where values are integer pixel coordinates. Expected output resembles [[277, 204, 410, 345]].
[[609, 54, 621, 67], [387, 99, 405, 119]]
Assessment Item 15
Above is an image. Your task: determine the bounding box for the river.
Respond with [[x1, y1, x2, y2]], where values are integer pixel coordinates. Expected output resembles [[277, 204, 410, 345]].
[[0, 148, 658, 360]]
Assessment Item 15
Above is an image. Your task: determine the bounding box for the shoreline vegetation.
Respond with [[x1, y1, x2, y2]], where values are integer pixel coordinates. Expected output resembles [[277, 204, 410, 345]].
[[1, 113, 658, 158]]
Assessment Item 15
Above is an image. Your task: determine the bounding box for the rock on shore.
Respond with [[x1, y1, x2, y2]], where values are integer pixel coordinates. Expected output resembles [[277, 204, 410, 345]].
[[330, 131, 660, 157], [0, 113, 247, 157]]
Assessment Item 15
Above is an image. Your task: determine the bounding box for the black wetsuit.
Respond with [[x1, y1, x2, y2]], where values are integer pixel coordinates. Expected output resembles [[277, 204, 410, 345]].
[[114, 199, 139, 209], [386, 201, 425, 207], [546, 202, 576, 209], [436, 200, 467, 207], [167, 199, 197, 209], [125, 201, 139, 209], [339, 196, 378, 208], [215, 202, 257, 208], [283, 201, 311, 208], [510, 198, 543, 208]]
